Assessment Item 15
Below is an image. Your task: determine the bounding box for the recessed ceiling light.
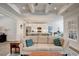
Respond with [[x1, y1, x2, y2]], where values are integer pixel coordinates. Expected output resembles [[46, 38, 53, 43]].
[[54, 7, 57, 10], [22, 7, 26, 10]]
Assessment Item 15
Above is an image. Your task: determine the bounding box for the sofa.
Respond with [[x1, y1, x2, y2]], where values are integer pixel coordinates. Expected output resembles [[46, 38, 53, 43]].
[[20, 36, 69, 54]]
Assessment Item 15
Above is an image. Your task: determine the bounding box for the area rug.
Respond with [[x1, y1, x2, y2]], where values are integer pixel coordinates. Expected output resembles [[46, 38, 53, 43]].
[[7, 48, 79, 56], [24, 52, 67, 56]]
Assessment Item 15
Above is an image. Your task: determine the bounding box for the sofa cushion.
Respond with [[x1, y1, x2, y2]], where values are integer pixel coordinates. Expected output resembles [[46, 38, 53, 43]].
[[22, 44, 63, 52], [25, 39, 33, 47], [23, 44, 50, 51]]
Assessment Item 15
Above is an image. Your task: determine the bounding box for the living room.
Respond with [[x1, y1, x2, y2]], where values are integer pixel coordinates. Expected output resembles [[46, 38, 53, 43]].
[[0, 3, 79, 56]]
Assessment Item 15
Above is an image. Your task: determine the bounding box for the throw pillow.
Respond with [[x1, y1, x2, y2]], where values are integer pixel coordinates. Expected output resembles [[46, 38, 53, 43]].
[[53, 38, 62, 46], [25, 39, 33, 47]]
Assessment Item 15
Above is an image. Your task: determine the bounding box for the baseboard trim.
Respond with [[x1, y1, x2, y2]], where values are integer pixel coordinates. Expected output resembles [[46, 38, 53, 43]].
[[69, 46, 79, 54]]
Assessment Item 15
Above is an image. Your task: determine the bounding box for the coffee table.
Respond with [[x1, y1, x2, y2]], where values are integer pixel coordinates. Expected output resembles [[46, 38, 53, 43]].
[[21, 51, 67, 56]]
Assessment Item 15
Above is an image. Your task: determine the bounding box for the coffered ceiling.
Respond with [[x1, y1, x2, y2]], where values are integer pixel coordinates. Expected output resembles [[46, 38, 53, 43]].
[[8, 3, 71, 15], [0, 3, 79, 23]]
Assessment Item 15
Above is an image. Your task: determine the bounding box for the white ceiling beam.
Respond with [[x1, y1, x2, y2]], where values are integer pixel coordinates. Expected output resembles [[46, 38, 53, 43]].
[[58, 3, 73, 15], [45, 4, 49, 13], [28, 4, 35, 13], [0, 7, 23, 20], [7, 3, 21, 14]]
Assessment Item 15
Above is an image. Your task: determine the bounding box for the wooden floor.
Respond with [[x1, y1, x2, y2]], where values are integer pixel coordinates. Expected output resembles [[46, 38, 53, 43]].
[[69, 46, 79, 54], [0, 42, 10, 56]]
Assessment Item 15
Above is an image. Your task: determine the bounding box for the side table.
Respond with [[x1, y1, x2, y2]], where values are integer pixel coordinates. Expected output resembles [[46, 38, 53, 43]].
[[10, 42, 20, 54]]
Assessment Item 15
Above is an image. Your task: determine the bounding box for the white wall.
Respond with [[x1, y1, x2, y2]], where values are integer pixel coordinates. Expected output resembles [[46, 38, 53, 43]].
[[16, 19, 25, 40], [0, 15, 63, 41], [0, 16, 17, 41], [25, 14, 64, 34], [16, 14, 64, 40], [64, 9, 79, 51], [25, 15, 64, 34], [48, 16, 63, 33]]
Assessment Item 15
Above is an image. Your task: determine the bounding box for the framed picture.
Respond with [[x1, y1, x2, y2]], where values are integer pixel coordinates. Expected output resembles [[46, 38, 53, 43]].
[[69, 31, 77, 40], [37, 27, 41, 29]]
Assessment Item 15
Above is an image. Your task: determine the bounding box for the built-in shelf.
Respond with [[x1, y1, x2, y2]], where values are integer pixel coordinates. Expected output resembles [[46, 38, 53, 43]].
[[37, 27, 42, 33]]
